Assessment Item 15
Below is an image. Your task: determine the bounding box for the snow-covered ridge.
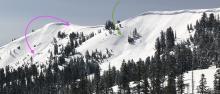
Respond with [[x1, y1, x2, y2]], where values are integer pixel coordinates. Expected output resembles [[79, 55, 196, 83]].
[[141, 8, 220, 16]]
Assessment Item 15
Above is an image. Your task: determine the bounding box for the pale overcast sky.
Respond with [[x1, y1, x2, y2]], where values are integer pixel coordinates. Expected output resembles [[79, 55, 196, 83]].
[[0, 0, 220, 46]]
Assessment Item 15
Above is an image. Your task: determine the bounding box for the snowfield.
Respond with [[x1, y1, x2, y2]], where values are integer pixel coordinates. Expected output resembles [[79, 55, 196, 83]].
[[0, 8, 220, 93]]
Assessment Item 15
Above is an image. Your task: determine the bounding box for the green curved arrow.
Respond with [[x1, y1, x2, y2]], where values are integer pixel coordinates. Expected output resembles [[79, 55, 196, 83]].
[[112, 0, 122, 36]]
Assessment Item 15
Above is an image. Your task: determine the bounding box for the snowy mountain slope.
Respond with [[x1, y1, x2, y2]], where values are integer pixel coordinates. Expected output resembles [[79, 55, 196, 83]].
[[0, 23, 85, 68], [78, 8, 220, 70], [1, 8, 220, 71]]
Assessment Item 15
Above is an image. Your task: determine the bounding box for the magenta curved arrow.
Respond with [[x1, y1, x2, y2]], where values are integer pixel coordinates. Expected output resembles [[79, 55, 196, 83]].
[[24, 16, 70, 55]]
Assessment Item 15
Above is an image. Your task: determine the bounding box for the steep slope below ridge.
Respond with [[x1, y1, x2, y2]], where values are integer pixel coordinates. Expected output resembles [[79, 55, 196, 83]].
[[0, 8, 220, 70], [0, 23, 86, 68], [78, 8, 220, 70]]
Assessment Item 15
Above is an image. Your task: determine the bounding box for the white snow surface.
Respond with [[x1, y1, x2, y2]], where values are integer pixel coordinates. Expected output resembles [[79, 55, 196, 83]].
[[0, 8, 220, 71], [184, 66, 219, 93]]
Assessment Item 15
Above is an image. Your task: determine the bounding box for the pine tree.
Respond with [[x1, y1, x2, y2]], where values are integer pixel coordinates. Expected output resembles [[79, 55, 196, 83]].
[[149, 57, 156, 94], [164, 27, 177, 94], [166, 55, 177, 94], [111, 66, 117, 86], [85, 50, 90, 60], [154, 37, 164, 94], [201, 12, 208, 29], [177, 75, 185, 94], [128, 36, 135, 44], [54, 43, 58, 55], [190, 24, 193, 31], [0, 68, 5, 90], [216, 32, 220, 67], [133, 28, 141, 39], [74, 40, 79, 48], [94, 64, 101, 94], [58, 31, 66, 39], [155, 37, 161, 55], [197, 74, 209, 94], [160, 31, 166, 53], [64, 43, 71, 56], [79, 76, 90, 94], [187, 24, 190, 33], [105, 20, 115, 30], [167, 73, 177, 94], [45, 65, 54, 93], [214, 70, 220, 94], [5, 66, 11, 86], [135, 58, 144, 94], [104, 63, 115, 93], [120, 61, 130, 94], [142, 57, 150, 94], [208, 13, 215, 30], [58, 55, 65, 65], [166, 27, 175, 50]]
